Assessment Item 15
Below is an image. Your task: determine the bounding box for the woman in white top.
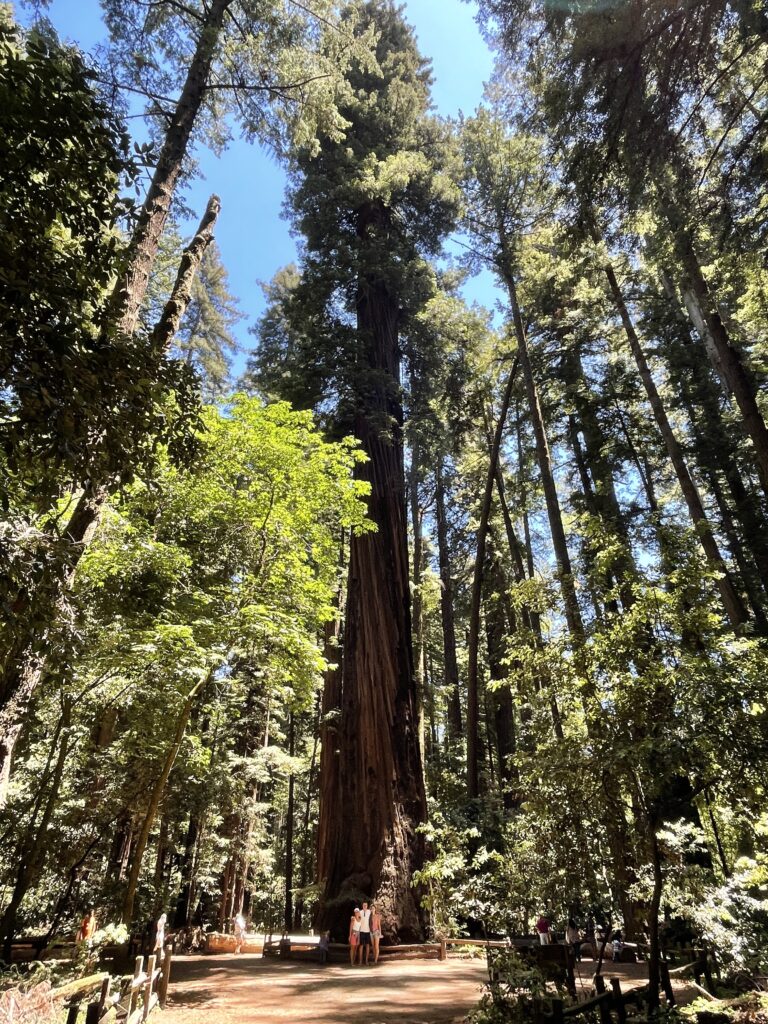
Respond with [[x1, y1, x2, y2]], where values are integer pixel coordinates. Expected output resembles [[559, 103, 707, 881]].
[[349, 908, 362, 964]]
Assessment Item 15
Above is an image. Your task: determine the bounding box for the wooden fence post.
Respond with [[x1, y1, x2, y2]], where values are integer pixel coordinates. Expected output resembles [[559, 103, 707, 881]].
[[142, 954, 157, 1021], [159, 946, 173, 1006], [597, 993, 612, 1024], [98, 976, 111, 1012], [702, 948, 716, 994], [594, 974, 606, 994], [660, 961, 675, 1006], [439, 939, 447, 962], [127, 955, 143, 1019], [610, 977, 626, 1024]]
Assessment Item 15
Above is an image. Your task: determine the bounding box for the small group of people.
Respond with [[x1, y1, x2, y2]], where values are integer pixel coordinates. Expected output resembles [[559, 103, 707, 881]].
[[348, 901, 382, 965], [535, 912, 626, 962]]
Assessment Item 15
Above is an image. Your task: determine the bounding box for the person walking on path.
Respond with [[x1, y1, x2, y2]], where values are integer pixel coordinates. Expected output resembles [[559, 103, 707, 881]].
[[349, 908, 362, 965], [370, 904, 382, 964], [234, 912, 247, 954], [535, 913, 551, 945], [359, 901, 372, 965], [76, 909, 96, 946], [154, 913, 167, 961]]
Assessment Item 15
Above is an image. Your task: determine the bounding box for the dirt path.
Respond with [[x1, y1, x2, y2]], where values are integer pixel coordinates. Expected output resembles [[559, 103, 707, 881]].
[[161, 952, 697, 1024], [162, 953, 489, 1024]]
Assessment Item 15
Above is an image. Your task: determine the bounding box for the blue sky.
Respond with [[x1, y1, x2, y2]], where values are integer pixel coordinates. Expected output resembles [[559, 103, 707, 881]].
[[15, 0, 499, 371]]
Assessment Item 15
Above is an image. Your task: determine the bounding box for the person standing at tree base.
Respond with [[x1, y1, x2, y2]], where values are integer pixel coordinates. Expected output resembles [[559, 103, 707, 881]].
[[358, 901, 372, 965]]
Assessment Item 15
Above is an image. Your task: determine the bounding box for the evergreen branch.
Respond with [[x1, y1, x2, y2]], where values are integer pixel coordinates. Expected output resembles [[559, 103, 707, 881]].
[[132, 0, 206, 23], [697, 79, 763, 189]]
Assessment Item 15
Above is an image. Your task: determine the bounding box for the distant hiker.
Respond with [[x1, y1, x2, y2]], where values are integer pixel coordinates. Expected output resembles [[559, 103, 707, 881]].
[[318, 931, 330, 964], [76, 908, 96, 945], [370, 904, 382, 964], [566, 919, 583, 961], [359, 900, 372, 964], [612, 929, 624, 961], [349, 908, 362, 964], [234, 912, 247, 954], [535, 913, 551, 945], [154, 913, 167, 960]]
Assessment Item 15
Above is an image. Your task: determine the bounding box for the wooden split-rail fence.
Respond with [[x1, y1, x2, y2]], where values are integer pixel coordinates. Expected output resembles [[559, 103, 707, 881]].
[[52, 948, 172, 1023]]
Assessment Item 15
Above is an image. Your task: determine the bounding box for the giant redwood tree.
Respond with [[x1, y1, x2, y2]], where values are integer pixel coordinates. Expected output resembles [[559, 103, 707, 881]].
[[281, 0, 459, 939]]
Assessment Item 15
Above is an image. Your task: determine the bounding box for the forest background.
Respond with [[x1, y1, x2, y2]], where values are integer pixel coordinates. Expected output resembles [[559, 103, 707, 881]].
[[1, 0, 767, 1005]]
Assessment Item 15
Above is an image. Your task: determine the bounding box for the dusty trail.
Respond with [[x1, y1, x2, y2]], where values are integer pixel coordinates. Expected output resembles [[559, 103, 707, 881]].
[[161, 953, 488, 1024]]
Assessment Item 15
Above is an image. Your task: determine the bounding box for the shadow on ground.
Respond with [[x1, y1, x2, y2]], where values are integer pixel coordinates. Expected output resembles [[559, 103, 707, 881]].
[[163, 954, 488, 1024]]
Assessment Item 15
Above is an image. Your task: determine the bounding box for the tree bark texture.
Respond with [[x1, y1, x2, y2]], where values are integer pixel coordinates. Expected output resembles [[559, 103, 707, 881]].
[[315, 220, 426, 942]]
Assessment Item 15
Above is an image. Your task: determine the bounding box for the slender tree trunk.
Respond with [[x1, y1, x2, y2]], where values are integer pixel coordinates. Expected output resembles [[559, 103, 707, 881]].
[[492, 451, 564, 739], [316, 207, 426, 942], [659, 270, 768, 596], [484, 558, 519, 812], [295, 706, 320, 929], [647, 829, 664, 1015], [502, 264, 584, 645], [660, 193, 768, 496], [408, 446, 426, 760], [0, 699, 71, 958], [594, 236, 749, 630], [174, 815, 200, 927], [122, 672, 209, 925], [502, 253, 645, 937], [466, 357, 519, 799], [284, 715, 295, 933], [435, 458, 462, 739]]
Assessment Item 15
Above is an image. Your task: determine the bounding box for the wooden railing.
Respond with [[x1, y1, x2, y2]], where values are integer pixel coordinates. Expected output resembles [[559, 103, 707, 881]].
[[52, 948, 172, 1023], [263, 937, 448, 962], [529, 960, 708, 1024]]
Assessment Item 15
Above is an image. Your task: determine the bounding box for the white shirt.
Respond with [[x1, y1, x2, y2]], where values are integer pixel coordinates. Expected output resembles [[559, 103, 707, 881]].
[[359, 909, 371, 933]]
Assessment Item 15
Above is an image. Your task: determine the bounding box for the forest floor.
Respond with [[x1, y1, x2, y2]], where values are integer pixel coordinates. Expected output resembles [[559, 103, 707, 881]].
[[161, 952, 699, 1024]]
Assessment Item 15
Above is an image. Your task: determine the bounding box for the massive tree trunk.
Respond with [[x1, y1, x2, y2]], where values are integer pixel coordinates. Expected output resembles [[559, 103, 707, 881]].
[[315, 210, 426, 942]]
